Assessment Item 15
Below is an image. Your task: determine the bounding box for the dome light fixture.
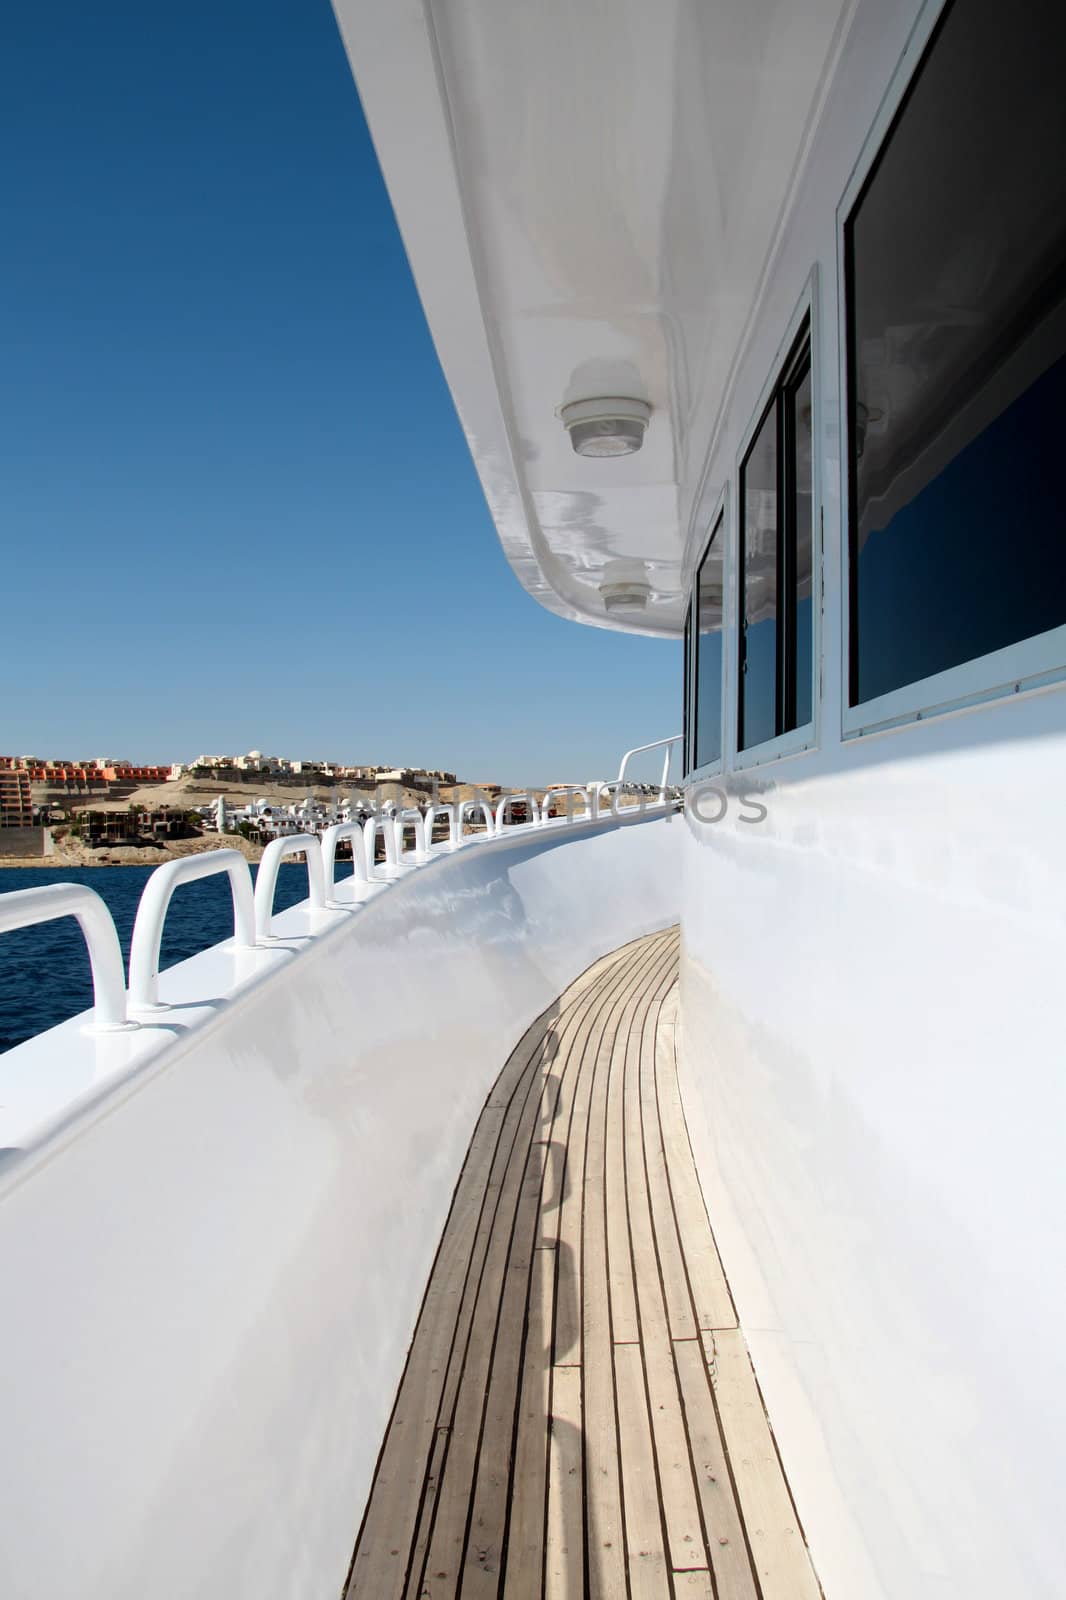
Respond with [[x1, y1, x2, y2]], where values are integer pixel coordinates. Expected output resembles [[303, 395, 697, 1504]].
[[560, 396, 651, 458], [599, 559, 652, 614], [600, 579, 651, 613]]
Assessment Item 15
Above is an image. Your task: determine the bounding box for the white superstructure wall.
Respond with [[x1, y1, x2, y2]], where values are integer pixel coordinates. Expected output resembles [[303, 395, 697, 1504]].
[[674, 0, 1066, 1595]]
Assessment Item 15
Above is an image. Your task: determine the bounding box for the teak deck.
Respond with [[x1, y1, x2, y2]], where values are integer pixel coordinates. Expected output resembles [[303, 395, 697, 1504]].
[[346, 927, 820, 1600]]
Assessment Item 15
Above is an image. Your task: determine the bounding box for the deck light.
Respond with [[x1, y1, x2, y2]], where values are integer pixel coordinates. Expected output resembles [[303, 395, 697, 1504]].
[[600, 581, 651, 613], [599, 560, 652, 613], [560, 396, 651, 457]]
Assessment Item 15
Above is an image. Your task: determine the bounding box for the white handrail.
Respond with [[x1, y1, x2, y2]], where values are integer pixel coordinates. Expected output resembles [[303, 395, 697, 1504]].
[[363, 813, 400, 880], [616, 734, 682, 799], [543, 785, 598, 823], [393, 808, 429, 863], [459, 800, 494, 839], [2, 735, 680, 1049], [495, 792, 542, 833], [129, 851, 255, 1011], [0, 883, 129, 1032], [425, 802, 460, 851], [320, 822, 370, 903], [254, 834, 327, 941]]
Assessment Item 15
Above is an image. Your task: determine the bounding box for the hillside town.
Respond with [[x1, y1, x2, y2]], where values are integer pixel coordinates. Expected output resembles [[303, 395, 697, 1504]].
[[0, 749, 619, 865]]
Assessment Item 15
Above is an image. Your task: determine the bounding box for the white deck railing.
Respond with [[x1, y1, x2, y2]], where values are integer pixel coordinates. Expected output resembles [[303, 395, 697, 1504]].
[[542, 785, 600, 822], [615, 733, 682, 799], [254, 834, 327, 941], [393, 808, 430, 863], [0, 743, 680, 1049], [363, 813, 400, 880], [460, 799, 494, 837], [129, 849, 257, 1011], [493, 792, 541, 832], [424, 802, 461, 851], [320, 821, 371, 902], [0, 883, 129, 1032]]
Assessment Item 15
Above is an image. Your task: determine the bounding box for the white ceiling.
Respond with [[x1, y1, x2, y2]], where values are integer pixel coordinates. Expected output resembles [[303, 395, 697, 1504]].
[[333, 0, 852, 636]]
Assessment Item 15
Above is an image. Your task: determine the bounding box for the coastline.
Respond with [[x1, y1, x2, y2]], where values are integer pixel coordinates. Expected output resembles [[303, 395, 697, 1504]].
[[0, 835, 266, 870]]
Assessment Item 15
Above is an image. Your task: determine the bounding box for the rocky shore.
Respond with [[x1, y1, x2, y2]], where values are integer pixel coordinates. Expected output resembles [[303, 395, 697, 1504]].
[[0, 833, 265, 869]]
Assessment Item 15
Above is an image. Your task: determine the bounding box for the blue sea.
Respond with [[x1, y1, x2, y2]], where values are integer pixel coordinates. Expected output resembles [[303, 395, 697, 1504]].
[[0, 861, 352, 1053]]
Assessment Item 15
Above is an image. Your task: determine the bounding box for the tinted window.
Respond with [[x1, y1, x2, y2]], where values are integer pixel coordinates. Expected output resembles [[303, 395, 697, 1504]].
[[694, 517, 724, 768], [789, 365, 814, 729], [846, 0, 1066, 706], [682, 605, 692, 775], [740, 408, 778, 749], [739, 323, 813, 750]]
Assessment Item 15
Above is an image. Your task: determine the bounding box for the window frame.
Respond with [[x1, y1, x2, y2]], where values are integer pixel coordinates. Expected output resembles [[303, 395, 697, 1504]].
[[837, 0, 1066, 740], [684, 487, 729, 784], [733, 275, 821, 773]]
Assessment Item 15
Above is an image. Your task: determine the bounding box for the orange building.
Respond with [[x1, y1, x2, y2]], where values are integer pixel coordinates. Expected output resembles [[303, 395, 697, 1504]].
[[0, 769, 33, 828]]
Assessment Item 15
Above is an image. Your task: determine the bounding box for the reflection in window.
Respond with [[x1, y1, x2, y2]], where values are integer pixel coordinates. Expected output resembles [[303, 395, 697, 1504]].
[[790, 367, 814, 729], [682, 605, 692, 775], [846, 0, 1066, 706], [694, 517, 724, 769], [740, 410, 778, 750], [739, 321, 813, 751]]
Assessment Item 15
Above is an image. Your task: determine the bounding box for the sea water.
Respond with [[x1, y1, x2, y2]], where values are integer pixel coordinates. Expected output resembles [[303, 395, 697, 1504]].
[[0, 860, 352, 1053]]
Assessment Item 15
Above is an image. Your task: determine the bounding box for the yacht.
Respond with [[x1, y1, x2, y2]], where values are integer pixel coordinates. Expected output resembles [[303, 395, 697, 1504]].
[[1, 0, 1063, 1595]]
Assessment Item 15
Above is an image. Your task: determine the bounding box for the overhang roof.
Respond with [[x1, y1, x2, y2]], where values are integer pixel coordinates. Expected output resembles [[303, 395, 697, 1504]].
[[333, 0, 851, 636]]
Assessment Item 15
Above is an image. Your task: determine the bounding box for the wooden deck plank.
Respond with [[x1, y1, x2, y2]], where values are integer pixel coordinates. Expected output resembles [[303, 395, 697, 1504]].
[[545, 1365, 584, 1598], [655, 1016, 736, 1332], [348, 996, 562, 1599], [626, 988, 707, 1573], [348, 927, 822, 1600], [402, 1053, 552, 1600], [412, 940, 646, 1593], [673, 1338, 760, 1600], [499, 940, 656, 1593], [674, 1571, 716, 1597], [584, 934, 678, 1599], [552, 936, 664, 1359], [640, 986, 697, 1342], [614, 1340, 671, 1600], [500, 1245, 553, 1600], [461, 1133, 556, 1598], [703, 1328, 822, 1600], [581, 952, 656, 1599], [604, 957, 650, 1345], [418, 965, 626, 1597]]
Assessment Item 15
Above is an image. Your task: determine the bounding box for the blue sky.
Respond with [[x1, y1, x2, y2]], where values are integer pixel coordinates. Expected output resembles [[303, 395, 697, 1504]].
[[0, 1, 676, 786]]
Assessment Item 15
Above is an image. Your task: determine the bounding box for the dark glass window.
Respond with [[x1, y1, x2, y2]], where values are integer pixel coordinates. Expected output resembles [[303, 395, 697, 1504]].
[[682, 604, 692, 776], [846, 0, 1066, 707], [790, 366, 814, 729], [740, 409, 778, 749], [693, 517, 724, 769], [739, 322, 813, 750]]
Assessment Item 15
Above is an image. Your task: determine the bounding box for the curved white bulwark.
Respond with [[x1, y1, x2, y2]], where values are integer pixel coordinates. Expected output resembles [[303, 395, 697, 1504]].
[[0, 802, 678, 1599]]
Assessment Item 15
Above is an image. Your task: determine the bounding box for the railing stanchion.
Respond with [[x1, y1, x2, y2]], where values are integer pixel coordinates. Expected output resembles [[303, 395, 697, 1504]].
[[321, 822, 371, 903], [425, 802, 461, 851], [0, 883, 130, 1033], [364, 813, 400, 880], [253, 835, 327, 942], [129, 851, 256, 1011], [494, 792, 542, 833], [616, 734, 682, 801], [393, 808, 430, 863]]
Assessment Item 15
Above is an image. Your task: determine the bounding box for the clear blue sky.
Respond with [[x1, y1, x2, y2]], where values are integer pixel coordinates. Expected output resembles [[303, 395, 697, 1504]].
[[1, 1, 676, 786]]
